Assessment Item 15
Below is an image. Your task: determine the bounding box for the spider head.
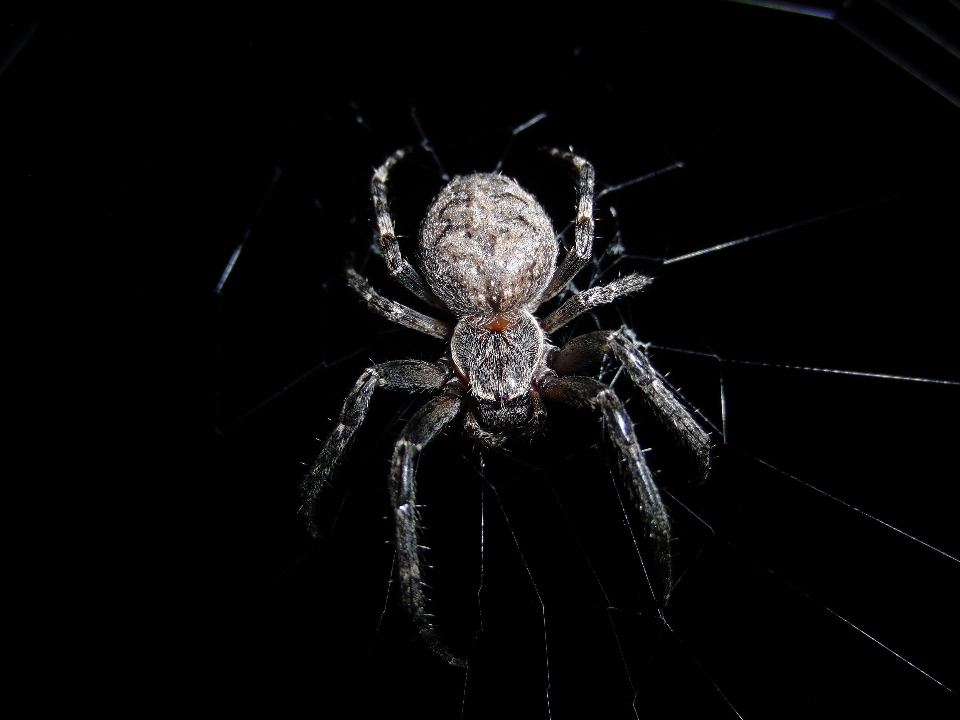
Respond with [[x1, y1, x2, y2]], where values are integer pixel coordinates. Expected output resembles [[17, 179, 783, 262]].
[[474, 394, 534, 432], [450, 310, 547, 434]]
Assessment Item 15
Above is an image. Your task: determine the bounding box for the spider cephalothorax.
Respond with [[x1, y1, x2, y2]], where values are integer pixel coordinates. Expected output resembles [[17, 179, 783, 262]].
[[301, 147, 711, 667]]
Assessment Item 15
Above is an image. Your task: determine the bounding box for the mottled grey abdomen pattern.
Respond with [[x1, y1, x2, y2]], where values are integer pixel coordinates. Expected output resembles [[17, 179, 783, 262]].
[[419, 174, 557, 315]]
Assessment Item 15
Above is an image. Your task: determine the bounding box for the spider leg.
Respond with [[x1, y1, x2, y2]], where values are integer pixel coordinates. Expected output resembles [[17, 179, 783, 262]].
[[388, 394, 465, 667], [300, 360, 449, 537], [540, 149, 596, 303], [371, 149, 446, 309], [541, 375, 674, 603], [540, 273, 652, 334], [554, 330, 712, 478], [347, 266, 452, 339]]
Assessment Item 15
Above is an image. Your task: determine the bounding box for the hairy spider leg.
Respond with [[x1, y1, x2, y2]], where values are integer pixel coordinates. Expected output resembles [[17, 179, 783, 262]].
[[388, 394, 465, 668], [540, 149, 597, 303], [541, 374, 675, 602], [370, 148, 446, 309], [554, 330, 712, 478], [300, 360, 448, 537]]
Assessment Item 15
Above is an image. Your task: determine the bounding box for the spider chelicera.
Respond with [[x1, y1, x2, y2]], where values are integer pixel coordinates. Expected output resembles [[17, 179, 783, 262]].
[[300, 147, 712, 667]]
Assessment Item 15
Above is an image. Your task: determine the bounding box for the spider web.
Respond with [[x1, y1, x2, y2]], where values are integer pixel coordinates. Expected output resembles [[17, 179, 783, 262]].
[[17, 3, 955, 717], [205, 9, 957, 718]]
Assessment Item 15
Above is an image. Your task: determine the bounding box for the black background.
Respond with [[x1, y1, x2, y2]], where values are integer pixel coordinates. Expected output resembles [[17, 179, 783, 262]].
[[10, 2, 958, 717]]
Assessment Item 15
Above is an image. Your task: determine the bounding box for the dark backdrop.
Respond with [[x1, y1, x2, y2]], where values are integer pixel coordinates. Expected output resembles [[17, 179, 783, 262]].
[[9, 3, 958, 717]]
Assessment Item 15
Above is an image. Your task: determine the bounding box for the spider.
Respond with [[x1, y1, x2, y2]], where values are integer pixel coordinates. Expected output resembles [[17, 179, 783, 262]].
[[300, 147, 712, 668]]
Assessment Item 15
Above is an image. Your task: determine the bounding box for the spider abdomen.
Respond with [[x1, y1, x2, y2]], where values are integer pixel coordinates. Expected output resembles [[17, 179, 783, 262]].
[[419, 173, 557, 315]]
